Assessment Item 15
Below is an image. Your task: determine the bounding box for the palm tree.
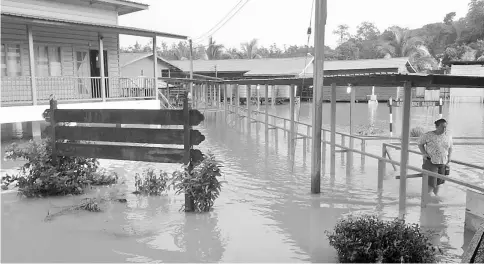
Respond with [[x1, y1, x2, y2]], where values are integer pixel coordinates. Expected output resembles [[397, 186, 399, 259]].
[[378, 26, 438, 72], [240, 39, 261, 59], [204, 37, 224, 60]]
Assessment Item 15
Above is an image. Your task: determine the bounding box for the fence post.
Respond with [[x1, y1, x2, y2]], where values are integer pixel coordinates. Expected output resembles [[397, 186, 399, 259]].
[[378, 144, 387, 190], [265, 84, 269, 137], [421, 173, 429, 208], [330, 83, 337, 176], [361, 138, 366, 166], [183, 92, 195, 212], [49, 98, 58, 166], [399, 81, 413, 219], [247, 84, 252, 131], [224, 84, 228, 114], [289, 84, 295, 155], [322, 130, 326, 173]]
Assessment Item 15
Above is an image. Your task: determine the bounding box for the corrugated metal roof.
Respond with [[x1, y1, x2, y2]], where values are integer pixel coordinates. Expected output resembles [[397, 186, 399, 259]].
[[1, 12, 187, 39], [450, 65, 484, 76], [119, 52, 182, 70], [169, 57, 413, 77]]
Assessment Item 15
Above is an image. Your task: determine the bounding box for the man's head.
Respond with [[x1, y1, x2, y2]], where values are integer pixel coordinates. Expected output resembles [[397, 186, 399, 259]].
[[434, 118, 447, 134]]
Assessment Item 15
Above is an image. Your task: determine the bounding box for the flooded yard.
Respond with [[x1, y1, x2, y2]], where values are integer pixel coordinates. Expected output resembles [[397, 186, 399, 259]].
[[1, 102, 483, 262]]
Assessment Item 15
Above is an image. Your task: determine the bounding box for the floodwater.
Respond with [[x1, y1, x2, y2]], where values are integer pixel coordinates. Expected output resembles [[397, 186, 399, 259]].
[[2, 102, 484, 263]]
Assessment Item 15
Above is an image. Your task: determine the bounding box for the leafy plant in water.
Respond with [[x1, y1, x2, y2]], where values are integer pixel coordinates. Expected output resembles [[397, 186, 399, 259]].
[[2, 138, 117, 197], [356, 123, 385, 136], [133, 168, 169, 196], [172, 153, 226, 212], [325, 215, 438, 263]]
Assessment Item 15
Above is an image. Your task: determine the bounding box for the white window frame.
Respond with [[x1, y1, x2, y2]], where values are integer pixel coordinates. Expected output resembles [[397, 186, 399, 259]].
[[34, 44, 63, 77], [1, 42, 24, 77]]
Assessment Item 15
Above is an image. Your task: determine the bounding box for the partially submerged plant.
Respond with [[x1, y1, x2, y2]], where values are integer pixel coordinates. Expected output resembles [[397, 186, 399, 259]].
[[356, 124, 385, 136], [3, 138, 115, 197], [326, 215, 438, 263], [172, 153, 226, 212], [132, 168, 169, 196]]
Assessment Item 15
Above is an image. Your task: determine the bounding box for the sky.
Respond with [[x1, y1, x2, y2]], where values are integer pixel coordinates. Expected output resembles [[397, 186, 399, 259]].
[[118, 0, 470, 50]]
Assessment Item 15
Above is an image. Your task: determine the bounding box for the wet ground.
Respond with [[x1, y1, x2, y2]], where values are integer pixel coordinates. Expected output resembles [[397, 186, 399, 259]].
[[1, 102, 483, 262]]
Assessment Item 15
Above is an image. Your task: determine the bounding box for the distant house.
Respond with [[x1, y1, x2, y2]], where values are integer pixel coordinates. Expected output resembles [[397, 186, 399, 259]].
[[449, 62, 484, 103], [170, 57, 417, 102], [120, 52, 182, 78]]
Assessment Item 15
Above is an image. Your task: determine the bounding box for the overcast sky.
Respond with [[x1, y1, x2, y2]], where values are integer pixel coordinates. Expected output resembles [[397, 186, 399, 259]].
[[119, 0, 470, 50]]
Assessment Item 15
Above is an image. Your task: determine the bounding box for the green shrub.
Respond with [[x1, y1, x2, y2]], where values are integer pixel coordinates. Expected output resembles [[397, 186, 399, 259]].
[[356, 124, 385, 136], [172, 153, 226, 212], [411, 126, 425, 138], [326, 215, 437, 263], [2, 138, 117, 197], [132, 168, 169, 195]]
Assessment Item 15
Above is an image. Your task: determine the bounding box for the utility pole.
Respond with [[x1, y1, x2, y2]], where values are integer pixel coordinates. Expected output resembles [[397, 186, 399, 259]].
[[310, 0, 327, 194], [189, 38, 194, 99]]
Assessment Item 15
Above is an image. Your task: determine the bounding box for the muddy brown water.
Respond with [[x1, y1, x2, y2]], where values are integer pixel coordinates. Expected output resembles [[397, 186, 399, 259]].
[[1, 102, 483, 262]]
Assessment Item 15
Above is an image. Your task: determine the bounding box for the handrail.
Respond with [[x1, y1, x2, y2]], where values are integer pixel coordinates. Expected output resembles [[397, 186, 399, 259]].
[[384, 143, 484, 171], [158, 90, 175, 109]]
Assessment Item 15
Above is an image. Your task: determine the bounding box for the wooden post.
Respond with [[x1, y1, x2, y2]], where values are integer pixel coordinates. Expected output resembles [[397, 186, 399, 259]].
[[205, 83, 209, 108], [265, 84, 269, 137], [189, 39, 194, 101], [99, 36, 106, 102], [330, 83, 337, 176], [322, 130, 326, 173], [378, 145, 386, 190], [399, 81, 413, 219], [224, 84, 228, 114], [183, 92, 194, 212], [247, 85, 252, 131], [289, 84, 296, 155], [421, 173, 429, 208], [27, 25, 37, 105], [271, 85, 276, 107], [49, 99, 58, 166], [218, 84, 222, 109], [348, 87, 355, 167], [236, 84, 240, 129], [153, 35, 159, 101]]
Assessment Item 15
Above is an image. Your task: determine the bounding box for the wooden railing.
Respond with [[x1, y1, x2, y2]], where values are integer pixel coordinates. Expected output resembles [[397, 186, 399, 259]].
[[1, 76, 156, 106]]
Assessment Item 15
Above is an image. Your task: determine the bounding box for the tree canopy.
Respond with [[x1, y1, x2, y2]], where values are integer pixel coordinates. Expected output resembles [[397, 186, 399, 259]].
[[121, 0, 484, 71]]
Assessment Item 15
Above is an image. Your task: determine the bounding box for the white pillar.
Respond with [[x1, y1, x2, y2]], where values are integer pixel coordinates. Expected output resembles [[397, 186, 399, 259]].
[[27, 25, 37, 105], [32, 121, 41, 141], [153, 35, 159, 101], [330, 83, 337, 176], [99, 36, 106, 102]]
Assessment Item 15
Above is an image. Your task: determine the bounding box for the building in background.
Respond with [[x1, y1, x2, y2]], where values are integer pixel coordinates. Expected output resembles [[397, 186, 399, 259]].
[[448, 61, 484, 103]]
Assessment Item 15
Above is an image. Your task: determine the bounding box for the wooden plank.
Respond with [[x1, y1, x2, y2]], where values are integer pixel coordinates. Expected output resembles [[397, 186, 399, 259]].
[[55, 126, 205, 145], [57, 143, 203, 164], [53, 109, 204, 126], [395, 173, 422, 179], [462, 223, 484, 263]]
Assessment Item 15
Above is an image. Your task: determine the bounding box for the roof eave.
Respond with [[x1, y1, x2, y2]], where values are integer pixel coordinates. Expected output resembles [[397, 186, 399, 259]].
[[93, 0, 149, 15]]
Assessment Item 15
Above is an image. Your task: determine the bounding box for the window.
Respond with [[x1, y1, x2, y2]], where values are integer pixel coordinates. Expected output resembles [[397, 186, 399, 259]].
[[75, 51, 89, 94], [35, 45, 62, 77], [1, 43, 22, 77]]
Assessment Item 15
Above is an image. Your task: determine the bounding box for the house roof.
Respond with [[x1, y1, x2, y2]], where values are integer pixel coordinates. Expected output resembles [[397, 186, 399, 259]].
[[119, 52, 181, 70], [450, 65, 484, 76], [169, 57, 415, 77], [88, 0, 148, 15], [1, 12, 187, 39]]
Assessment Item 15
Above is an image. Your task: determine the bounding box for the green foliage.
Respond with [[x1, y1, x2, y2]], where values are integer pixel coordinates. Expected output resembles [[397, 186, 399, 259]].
[[172, 153, 226, 212], [133, 168, 169, 196], [410, 126, 425, 138], [2, 138, 117, 197], [326, 215, 438, 263], [355, 124, 385, 136]]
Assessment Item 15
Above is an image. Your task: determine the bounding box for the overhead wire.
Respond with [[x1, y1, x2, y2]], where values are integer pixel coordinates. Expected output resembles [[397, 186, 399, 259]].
[[193, 0, 250, 45], [193, 0, 244, 42]]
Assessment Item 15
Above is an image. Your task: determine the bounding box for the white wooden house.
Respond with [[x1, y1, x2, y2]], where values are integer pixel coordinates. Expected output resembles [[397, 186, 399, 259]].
[[1, 0, 186, 107]]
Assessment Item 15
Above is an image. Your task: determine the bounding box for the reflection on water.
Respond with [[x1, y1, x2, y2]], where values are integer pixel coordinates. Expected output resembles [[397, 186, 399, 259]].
[[2, 102, 483, 263]]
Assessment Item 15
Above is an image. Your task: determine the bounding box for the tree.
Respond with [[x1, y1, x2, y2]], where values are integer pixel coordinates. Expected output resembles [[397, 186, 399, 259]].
[[465, 0, 484, 42], [356, 22, 381, 41], [378, 26, 437, 72], [333, 24, 351, 45], [335, 39, 360, 60], [240, 39, 261, 59], [443, 12, 456, 25], [204, 37, 224, 60]]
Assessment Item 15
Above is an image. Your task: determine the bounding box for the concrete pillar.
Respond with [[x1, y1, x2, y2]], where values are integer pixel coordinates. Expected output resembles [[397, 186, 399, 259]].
[[31, 121, 41, 141], [12, 122, 23, 139]]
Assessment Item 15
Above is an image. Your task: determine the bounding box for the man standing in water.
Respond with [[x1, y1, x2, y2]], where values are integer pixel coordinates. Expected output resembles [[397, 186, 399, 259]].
[[417, 119, 453, 196]]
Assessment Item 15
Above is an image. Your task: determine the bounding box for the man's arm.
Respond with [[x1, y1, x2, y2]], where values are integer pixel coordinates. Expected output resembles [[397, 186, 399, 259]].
[[418, 143, 429, 159], [447, 136, 453, 165], [417, 134, 429, 159]]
